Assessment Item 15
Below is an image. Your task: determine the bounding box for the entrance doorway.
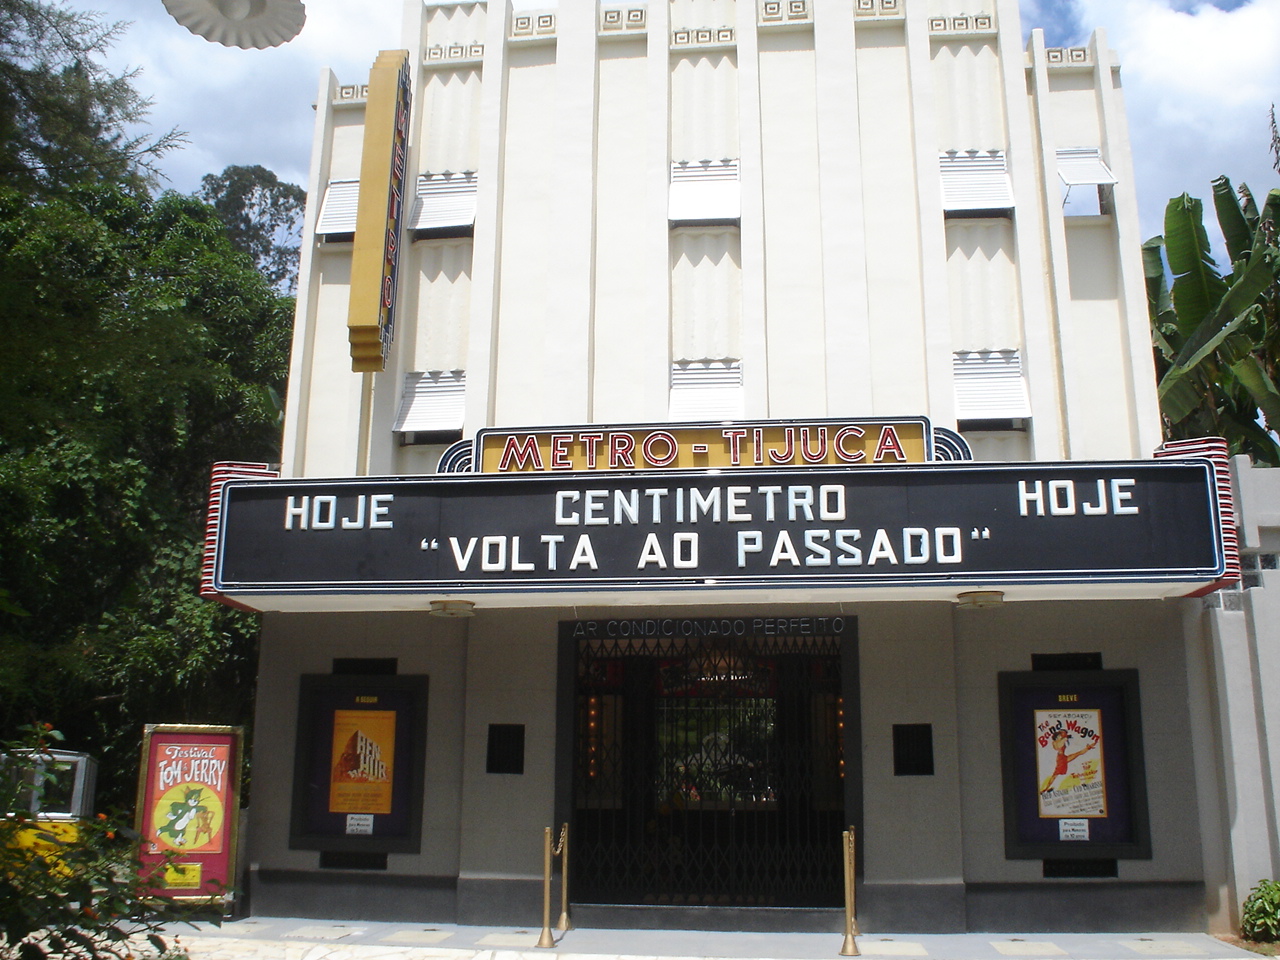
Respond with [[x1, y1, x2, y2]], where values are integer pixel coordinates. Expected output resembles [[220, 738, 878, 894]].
[[569, 625, 850, 908]]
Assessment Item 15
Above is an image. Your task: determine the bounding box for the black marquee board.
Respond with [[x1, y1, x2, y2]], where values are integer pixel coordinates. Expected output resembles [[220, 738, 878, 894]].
[[211, 460, 1224, 596]]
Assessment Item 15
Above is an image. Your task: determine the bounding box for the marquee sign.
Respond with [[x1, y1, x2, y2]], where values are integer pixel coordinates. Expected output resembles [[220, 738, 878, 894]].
[[209, 460, 1224, 604], [475, 418, 932, 472]]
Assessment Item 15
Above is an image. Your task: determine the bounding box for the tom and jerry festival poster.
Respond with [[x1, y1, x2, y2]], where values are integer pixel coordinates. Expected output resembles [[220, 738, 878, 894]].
[[136, 725, 242, 900]]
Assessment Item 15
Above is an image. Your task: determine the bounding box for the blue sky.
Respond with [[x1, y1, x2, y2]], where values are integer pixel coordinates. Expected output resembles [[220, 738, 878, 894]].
[[87, 0, 1279, 248]]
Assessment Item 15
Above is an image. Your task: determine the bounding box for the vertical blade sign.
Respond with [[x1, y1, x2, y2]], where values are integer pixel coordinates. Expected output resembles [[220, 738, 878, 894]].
[[348, 50, 412, 372]]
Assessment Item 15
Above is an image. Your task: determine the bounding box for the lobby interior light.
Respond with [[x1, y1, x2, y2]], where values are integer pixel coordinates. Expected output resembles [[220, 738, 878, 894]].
[[955, 590, 1005, 609], [428, 599, 476, 618], [162, 0, 306, 49]]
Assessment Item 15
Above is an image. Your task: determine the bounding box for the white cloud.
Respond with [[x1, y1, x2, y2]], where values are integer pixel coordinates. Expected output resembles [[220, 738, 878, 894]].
[[1065, 0, 1280, 241]]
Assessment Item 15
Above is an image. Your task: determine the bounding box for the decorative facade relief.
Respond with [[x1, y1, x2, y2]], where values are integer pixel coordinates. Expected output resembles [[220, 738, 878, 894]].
[[672, 26, 736, 48], [759, 0, 810, 24], [1045, 46, 1091, 65], [511, 11, 556, 40], [928, 14, 996, 35], [854, 0, 902, 19], [600, 6, 647, 34], [335, 84, 369, 103], [425, 44, 484, 66]]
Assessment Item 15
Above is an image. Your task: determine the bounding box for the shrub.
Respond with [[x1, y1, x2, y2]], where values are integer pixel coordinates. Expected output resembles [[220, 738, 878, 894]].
[[1, 723, 220, 959], [1243, 879, 1280, 943]]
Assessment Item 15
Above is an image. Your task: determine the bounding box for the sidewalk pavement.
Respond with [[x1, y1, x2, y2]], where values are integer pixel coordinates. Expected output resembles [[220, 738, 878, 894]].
[[156, 917, 1264, 960]]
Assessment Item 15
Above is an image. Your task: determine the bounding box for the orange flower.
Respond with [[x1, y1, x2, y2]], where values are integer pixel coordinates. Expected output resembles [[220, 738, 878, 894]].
[[96, 813, 107, 821]]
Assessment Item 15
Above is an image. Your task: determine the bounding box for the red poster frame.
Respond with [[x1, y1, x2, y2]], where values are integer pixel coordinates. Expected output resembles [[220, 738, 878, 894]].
[[134, 724, 243, 903]]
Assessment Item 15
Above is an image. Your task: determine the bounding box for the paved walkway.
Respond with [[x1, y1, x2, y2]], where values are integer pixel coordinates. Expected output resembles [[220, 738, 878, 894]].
[[155, 917, 1261, 960]]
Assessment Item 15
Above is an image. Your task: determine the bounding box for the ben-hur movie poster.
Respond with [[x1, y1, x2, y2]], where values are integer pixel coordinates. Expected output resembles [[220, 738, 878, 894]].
[[1035, 709, 1106, 818], [329, 710, 396, 814]]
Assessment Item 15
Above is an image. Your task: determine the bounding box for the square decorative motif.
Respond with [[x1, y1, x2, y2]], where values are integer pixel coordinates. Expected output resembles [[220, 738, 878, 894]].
[[673, 28, 691, 44], [427, 46, 443, 59], [880, 0, 899, 12], [929, 17, 947, 30], [513, 14, 532, 34], [1047, 48, 1064, 62], [603, 8, 622, 26], [627, 9, 645, 24], [1068, 47, 1088, 61], [536, 13, 555, 32], [716, 28, 734, 42], [762, 0, 783, 20], [787, 0, 809, 17], [469, 43, 484, 57], [952, 16, 970, 30], [447, 44, 463, 58], [975, 15, 993, 30]]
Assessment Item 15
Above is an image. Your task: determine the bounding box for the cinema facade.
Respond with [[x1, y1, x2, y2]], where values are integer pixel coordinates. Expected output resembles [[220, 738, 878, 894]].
[[201, 0, 1280, 935]]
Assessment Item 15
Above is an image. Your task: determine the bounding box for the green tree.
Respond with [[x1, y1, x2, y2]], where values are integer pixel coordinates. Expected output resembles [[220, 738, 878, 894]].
[[1144, 176, 1280, 463], [198, 163, 305, 293], [0, 183, 291, 802], [0, 0, 181, 194]]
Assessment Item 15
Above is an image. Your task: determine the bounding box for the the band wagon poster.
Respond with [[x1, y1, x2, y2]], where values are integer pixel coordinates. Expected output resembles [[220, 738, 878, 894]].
[[1034, 709, 1106, 818], [998, 670, 1150, 860], [290, 674, 428, 854], [135, 724, 242, 900]]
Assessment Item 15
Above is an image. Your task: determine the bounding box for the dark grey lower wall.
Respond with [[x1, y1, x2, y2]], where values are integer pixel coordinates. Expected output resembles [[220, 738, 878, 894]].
[[572, 904, 845, 933], [858, 883, 967, 933], [248, 867, 457, 922], [456, 877, 545, 926], [246, 870, 1206, 933], [964, 881, 1207, 932]]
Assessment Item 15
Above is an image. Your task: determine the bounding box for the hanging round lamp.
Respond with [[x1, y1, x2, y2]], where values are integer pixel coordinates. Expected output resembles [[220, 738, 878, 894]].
[[162, 0, 306, 49]]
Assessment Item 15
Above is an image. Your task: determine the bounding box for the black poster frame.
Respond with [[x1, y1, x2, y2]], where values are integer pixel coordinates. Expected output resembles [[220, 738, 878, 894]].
[[288, 674, 429, 854], [998, 669, 1151, 860]]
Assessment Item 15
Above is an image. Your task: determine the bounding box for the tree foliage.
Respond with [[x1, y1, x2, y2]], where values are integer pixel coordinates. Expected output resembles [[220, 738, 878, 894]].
[[0, 183, 292, 801], [198, 164, 305, 293], [1144, 176, 1280, 464], [0, 0, 182, 194]]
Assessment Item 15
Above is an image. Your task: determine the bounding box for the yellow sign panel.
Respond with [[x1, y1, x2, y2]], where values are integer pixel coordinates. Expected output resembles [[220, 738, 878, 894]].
[[477, 419, 931, 473], [163, 862, 203, 889], [348, 49, 412, 372]]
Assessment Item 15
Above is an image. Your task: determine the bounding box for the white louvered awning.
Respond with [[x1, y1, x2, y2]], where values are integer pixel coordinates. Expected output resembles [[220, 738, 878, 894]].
[[316, 179, 360, 234], [940, 151, 1014, 211], [669, 360, 745, 421], [392, 371, 467, 433], [669, 160, 741, 223], [1056, 147, 1117, 187], [953, 350, 1031, 419], [408, 172, 478, 231]]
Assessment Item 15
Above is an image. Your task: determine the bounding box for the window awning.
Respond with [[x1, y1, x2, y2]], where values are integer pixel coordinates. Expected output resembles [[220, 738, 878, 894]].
[[315, 179, 360, 234], [669, 160, 741, 223], [408, 172, 478, 231], [954, 350, 1031, 419], [392, 371, 466, 433], [1056, 147, 1117, 187], [940, 151, 1014, 211], [669, 359, 745, 421]]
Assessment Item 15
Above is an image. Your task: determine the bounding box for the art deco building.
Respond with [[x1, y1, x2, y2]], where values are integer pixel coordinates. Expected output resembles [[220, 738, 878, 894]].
[[201, 0, 1280, 934]]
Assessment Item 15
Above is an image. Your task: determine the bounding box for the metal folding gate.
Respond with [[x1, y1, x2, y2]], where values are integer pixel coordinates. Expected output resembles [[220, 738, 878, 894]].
[[572, 631, 846, 907]]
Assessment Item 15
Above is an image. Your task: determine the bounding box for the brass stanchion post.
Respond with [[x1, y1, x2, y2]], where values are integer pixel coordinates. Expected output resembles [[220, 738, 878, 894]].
[[840, 827, 860, 956], [556, 822, 572, 932], [537, 826, 555, 948]]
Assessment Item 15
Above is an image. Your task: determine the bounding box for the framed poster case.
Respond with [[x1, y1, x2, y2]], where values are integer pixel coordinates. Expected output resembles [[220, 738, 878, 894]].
[[135, 724, 243, 901], [289, 674, 428, 853], [998, 670, 1151, 860]]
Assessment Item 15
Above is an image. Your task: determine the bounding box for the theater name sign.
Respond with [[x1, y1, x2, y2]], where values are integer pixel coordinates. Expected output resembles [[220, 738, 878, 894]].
[[206, 420, 1228, 611]]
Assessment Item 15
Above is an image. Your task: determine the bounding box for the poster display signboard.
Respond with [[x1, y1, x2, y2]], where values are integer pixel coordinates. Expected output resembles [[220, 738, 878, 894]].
[[289, 674, 429, 853], [998, 670, 1150, 859], [135, 724, 243, 900]]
